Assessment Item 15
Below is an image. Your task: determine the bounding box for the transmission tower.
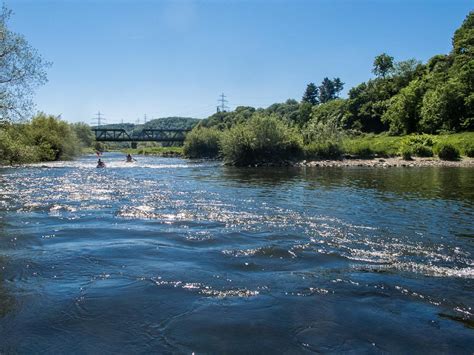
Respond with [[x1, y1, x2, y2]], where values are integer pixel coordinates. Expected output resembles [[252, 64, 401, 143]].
[[217, 93, 229, 113], [91, 111, 106, 127], [144, 114, 147, 124]]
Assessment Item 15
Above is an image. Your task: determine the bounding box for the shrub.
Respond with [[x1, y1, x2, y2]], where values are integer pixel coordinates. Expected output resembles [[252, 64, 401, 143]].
[[399, 135, 434, 157], [29, 114, 81, 160], [183, 127, 222, 158], [400, 146, 413, 160], [220, 114, 303, 166], [463, 145, 474, 157], [352, 144, 374, 158], [436, 144, 460, 161], [305, 142, 343, 159], [0, 129, 37, 164], [0, 114, 81, 165], [411, 144, 433, 157], [406, 135, 434, 147]]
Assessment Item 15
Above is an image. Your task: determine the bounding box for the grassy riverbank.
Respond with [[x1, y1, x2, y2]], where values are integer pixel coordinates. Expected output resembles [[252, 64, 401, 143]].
[[183, 116, 474, 165], [341, 132, 474, 158]]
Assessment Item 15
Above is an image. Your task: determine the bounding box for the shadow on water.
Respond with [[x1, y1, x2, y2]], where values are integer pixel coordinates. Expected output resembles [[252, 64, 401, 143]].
[[222, 166, 474, 202]]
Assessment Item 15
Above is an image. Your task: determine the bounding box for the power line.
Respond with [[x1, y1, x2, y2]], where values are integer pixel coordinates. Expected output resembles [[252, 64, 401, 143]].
[[91, 111, 106, 127], [217, 93, 229, 113]]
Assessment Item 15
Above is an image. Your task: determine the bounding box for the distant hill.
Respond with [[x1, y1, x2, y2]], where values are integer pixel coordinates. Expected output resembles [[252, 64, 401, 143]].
[[100, 117, 200, 133]]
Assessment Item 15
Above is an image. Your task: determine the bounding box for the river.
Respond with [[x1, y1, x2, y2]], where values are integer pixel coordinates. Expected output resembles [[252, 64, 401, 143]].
[[0, 153, 473, 353]]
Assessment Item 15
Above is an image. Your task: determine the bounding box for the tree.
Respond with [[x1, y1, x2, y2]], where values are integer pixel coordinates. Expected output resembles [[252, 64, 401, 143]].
[[0, 6, 50, 121], [372, 53, 394, 78], [317, 77, 344, 103], [310, 98, 346, 127], [72, 122, 95, 147], [298, 101, 313, 126], [382, 79, 424, 134], [302, 82, 318, 105]]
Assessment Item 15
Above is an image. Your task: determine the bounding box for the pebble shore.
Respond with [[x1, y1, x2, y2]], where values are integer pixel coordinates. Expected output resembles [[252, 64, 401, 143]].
[[295, 157, 474, 168]]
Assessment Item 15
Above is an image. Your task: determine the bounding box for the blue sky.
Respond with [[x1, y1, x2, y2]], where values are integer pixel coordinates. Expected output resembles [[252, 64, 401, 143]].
[[7, 0, 473, 123]]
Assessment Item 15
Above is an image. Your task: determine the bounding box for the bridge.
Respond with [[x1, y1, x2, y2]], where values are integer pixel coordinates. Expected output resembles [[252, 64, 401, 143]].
[[93, 128, 191, 147]]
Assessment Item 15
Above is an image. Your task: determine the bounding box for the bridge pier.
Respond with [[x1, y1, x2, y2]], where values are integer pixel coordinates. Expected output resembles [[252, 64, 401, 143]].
[[131, 142, 138, 149]]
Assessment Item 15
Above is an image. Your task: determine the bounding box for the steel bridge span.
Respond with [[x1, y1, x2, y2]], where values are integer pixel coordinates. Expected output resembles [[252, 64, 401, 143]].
[[93, 128, 191, 147]]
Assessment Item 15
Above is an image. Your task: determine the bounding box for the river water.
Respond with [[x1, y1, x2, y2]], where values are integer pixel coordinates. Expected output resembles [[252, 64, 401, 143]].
[[0, 153, 473, 353]]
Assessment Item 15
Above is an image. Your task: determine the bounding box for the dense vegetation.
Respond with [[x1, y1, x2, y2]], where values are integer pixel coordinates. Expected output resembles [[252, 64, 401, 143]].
[[184, 12, 474, 165], [0, 114, 93, 165]]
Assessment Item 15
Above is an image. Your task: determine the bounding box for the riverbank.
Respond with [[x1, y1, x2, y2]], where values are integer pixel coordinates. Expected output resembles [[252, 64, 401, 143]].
[[244, 156, 474, 168], [296, 156, 474, 168]]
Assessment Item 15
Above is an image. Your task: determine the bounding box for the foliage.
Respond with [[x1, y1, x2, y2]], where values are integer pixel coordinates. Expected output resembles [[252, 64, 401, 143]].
[[342, 133, 402, 157], [297, 102, 313, 126], [183, 127, 222, 158], [400, 146, 413, 160], [125, 146, 183, 157], [199, 106, 257, 130], [435, 143, 460, 160], [303, 119, 344, 159], [220, 114, 303, 166], [399, 135, 434, 157], [344, 79, 393, 133], [0, 6, 50, 120], [72, 122, 95, 148], [373, 53, 394, 78], [382, 79, 425, 134], [304, 142, 343, 159], [310, 99, 347, 126], [303, 119, 343, 145], [464, 145, 474, 157], [0, 113, 81, 164], [302, 83, 318, 105], [317, 77, 344, 103]]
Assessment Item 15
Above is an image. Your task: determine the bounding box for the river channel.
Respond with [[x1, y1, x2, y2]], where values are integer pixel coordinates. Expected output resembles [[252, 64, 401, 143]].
[[0, 153, 473, 353]]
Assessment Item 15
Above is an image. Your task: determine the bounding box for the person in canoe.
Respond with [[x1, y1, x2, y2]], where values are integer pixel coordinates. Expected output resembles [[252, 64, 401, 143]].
[[125, 154, 136, 163], [97, 159, 106, 168]]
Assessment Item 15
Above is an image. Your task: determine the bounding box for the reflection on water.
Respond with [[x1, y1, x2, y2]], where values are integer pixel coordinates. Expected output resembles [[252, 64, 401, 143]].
[[0, 153, 473, 353]]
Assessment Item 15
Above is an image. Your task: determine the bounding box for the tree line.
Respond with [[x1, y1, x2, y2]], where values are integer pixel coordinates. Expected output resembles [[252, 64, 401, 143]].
[[0, 5, 472, 165], [184, 11, 473, 164]]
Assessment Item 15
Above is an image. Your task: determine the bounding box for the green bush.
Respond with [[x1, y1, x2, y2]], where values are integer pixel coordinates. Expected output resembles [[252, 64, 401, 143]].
[[0, 129, 37, 164], [435, 144, 460, 161], [411, 144, 433, 157], [463, 145, 474, 157], [0, 114, 81, 165], [406, 135, 434, 147], [220, 114, 303, 166], [398, 135, 434, 157], [400, 146, 413, 160], [183, 127, 222, 158], [29, 114, 81, 160], [304, 142, 343, 159], [346, 142, 375, 158]]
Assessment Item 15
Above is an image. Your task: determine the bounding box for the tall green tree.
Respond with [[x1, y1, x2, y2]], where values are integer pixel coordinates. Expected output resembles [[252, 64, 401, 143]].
[[302, 83, 318, 105], [0, 6, 50, 121], [318, 77, 344, 103], [372, 53, 394, 78], [382, 79, 425, 134]]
